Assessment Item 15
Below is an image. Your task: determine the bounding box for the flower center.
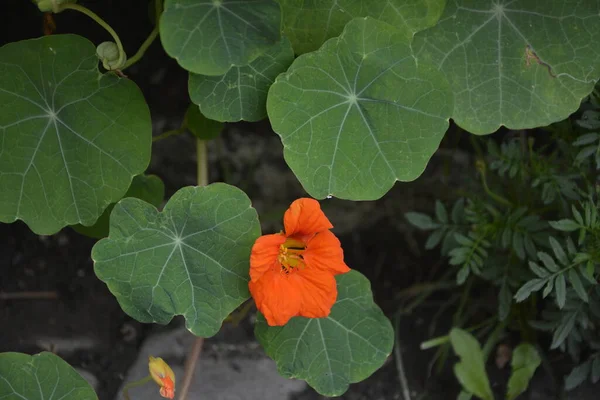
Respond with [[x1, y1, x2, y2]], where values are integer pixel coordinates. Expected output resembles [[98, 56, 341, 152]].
[[277, 238, 306, 273]]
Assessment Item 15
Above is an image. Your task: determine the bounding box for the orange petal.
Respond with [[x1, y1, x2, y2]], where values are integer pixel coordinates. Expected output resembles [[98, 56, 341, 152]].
[[304, 230, 351, 275], [294, 267, 338, 318], [284, 198, 333, 237], [249, 268, 302, 326], [250, 234, 286, 282]]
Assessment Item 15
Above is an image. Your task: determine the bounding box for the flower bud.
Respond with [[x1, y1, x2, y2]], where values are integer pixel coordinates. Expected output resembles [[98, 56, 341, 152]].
[[35, 0, 77, 13], [148, 356, 175, 399], [96, 41, 126, 71]]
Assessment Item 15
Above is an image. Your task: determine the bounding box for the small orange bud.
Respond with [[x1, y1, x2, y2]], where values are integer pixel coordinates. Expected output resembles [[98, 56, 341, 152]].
[[148, 356, 175, 399]]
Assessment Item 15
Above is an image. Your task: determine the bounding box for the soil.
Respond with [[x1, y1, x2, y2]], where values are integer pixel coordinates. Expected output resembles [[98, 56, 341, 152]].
[[2, 2, 598, 400]]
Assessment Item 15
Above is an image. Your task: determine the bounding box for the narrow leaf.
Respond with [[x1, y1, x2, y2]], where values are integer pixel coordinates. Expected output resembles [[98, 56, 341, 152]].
[[551, 312, 578, 349], [405, 212, 438, 230], [568, 269, 589, 303], [555, 274, 567, 309], [435, 200, 448, 223], [549, 219, 580, 232], [538, 252, 559, 272], [565, 361, 591, 390], [515, 279, 547, 302], [549, 237, 568, 265]]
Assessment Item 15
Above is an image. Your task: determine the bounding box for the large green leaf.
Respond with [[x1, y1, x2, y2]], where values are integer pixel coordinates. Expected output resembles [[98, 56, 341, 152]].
[[160, 0, 281, 76], [413, 0, 600, 135], [0, 352, 98, 400], [277, 0, 446, 54], [267, 17, 453, 200], [0, 35, 151, 235], [72, 174, 165, 239], [92, 183, 261, 337], [255, 270, 394, 396], [449, 328, 494, 400], [189, 37, 295, 122]]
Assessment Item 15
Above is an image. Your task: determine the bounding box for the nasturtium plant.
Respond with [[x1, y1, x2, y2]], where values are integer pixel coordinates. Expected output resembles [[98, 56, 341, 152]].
[[255, 270, 394, 396], [413, 0, 600, 134], [0, 34, 151, 235], [92, 183, 260, 337], [277, 0, 446, 54], [5, 0, 600, 397], [160, 0, 282, 75], [0, 352, 98, 400], [267, 17, 453, 200], [189, 37, 294, 122]]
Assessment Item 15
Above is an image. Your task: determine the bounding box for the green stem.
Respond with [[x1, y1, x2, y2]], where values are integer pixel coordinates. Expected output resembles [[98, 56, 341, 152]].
[[479, 165, 513, 207], [122, 0, 163, 69], [123, 375, 152, 400], [197, 139, 208, 186], [57, 3, 126, 68], [152, 127, 186, 142]]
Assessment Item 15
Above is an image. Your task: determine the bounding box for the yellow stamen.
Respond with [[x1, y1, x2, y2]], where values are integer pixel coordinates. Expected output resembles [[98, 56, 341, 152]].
[[278, 238, 306, 273]]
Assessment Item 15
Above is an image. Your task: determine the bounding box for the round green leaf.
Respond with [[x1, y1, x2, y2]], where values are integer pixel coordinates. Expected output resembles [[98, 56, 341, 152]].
[[0, 35, 151, 235], [92, 183, 261, 337], [0, 352, 98, 400], [189, 37, 295, 122], [160, 0, 282, 76], [72, 174, 165, 239], [413, 0, 600, 135], [277, 0, 446, 54], [255, 270, 394, 397], [267, 17, 453, 200], [183, 104, 224, 140]]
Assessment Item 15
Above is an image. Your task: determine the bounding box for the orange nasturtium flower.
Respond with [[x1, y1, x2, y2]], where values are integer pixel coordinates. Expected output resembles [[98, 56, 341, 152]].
[[148, 356, 175, 399], [249, 198, 350, 326]]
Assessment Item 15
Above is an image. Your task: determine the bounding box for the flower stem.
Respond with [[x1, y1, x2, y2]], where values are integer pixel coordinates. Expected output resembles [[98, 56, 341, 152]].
[[57, 3, 126, 68], [122, 375, 152, 400], [122, 0, 163, 70], [152, 127, 186, 142], [177, 139, 209, 400]]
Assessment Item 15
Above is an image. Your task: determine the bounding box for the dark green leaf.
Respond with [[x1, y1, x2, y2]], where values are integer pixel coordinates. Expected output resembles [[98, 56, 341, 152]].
[[92, 184, 261, 337], [435, 200, 448, 223], [512, 231, 525, 260], [592, 357, 600, 384], [499, 281, 512, 321], [573, 132, 599, 146], [515, 279, 546, 302], [551, 311, 578, 349], [555, 274, 566, 309], [425, 229, 445, 249], [0, 352, 98, 399], [184, 104, 223, 140], [576, 146, 597, 163], [549, 219, 580, 232], [449, 328, 494, 400], [538, 252, 559, 272], [451, 198, 465, 224], [255, 270, 394, 396], [457, 265, 470, 285], [529, 262, 550, 278], [542, 278, 554, 298], [454, 233, 474, 246], [160, 0, 281, 75], [549, 237, 568, 265], [572, 205, 584, 225], [565, 360, 591, 390], [568, 269, 588, 303], [405, 212, 438, 230]]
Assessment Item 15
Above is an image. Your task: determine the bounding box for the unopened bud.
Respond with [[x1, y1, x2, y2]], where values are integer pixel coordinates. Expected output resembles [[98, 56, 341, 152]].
[[96, 41, 126, 71]]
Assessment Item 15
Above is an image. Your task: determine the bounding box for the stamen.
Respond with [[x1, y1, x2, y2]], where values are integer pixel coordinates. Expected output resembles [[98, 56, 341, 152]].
[[278, 239, 306, 273]]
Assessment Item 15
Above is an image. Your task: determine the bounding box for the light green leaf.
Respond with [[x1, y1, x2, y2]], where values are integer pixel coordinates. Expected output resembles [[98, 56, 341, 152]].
[[0, 35, 151, 235], [507, 343, 541, 400], [277, 0, 446, 54], [73, 174, 165, 239], [183, 104, 223, 140], [0, 352, 98, 399], [92, 183, 261, 337], [189, 37, 294, 122], [414, 1, 600, 135], [160, 0, 281, 75], [267, 17, 453, 200], [255, 270, 394, 397], [449, 328, 494, 400]]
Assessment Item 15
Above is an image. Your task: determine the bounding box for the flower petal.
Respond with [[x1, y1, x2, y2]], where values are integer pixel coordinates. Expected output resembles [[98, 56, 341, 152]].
[[304, 230, 351, 275], [284, 198, 333, 237], [250, 234, 286, 282], [249, 268, 302, 326], [294, 267, 338, 318]]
